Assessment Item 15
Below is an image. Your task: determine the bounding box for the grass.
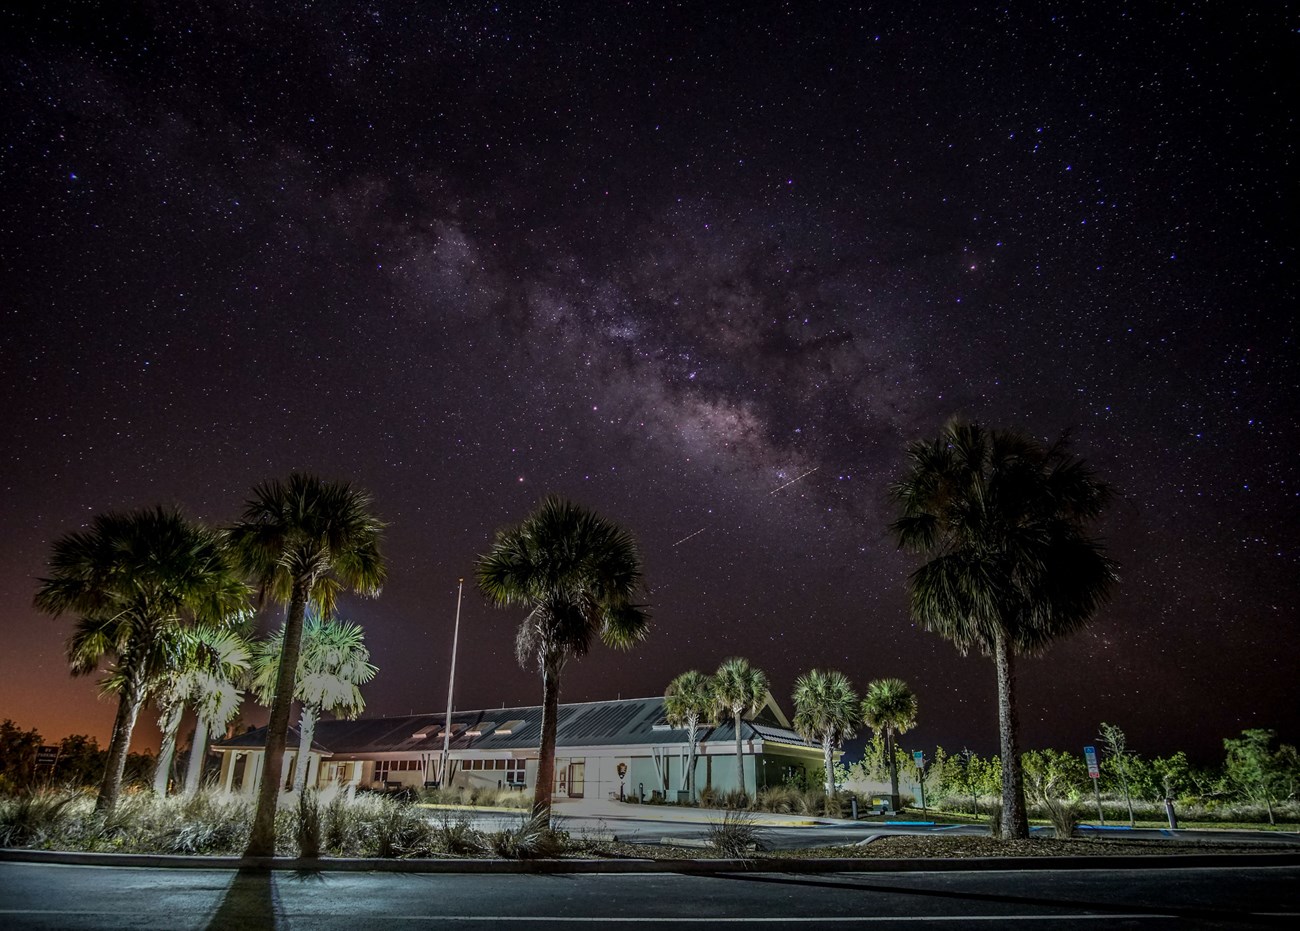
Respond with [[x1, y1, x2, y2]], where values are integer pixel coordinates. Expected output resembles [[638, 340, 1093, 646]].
[[704, 808, 760, 858], [4, 787, 1295, 861]]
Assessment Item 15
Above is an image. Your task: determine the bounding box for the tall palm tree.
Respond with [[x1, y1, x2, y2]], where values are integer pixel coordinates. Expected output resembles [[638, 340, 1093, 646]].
[[889, 418, 1117, 838], [792, 669, 859, 797], [34, 508, 249, 812], [476, 496, 649, 824], [664, 670, 713, 803], [250, 615, 376, 793], [861, 678, 918, 812], [711, 657, 768, 795], [148, 625, 251, 796], [183, 665, 246, 797], [228, 474, 386, 857]]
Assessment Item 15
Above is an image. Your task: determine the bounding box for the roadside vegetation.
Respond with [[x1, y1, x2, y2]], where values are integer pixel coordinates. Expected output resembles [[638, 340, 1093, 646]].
[[12, 425, 1298, 862]]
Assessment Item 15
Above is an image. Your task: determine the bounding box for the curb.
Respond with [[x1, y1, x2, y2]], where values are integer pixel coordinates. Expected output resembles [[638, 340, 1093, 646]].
[[4, 847, 1298, 874]]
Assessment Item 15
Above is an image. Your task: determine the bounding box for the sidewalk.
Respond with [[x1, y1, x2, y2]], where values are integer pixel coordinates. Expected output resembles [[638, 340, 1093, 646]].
[[547, 797, 859, 828]]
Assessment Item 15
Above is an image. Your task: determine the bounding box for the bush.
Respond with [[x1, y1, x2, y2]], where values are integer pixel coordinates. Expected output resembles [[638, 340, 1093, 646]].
[[433, 812, 485, 856], [296, 790, 321, 858], [1037, 797, 1081, 838], [756, 785, 798, 814], [488, 811, 567, 859], [722, 789, 750, 810], [156, 793, 251, 855], [362, 796, 433, 858], [323, 792, 359, 853], [705, 808, 759, 858], [0, 790, 81, 847]]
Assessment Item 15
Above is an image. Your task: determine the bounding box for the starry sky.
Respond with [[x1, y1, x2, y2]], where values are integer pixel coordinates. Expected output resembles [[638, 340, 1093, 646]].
[[2, 2, 1295, 765]]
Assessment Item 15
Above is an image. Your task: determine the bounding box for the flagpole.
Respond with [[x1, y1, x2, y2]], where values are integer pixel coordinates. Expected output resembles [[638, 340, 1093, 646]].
[[439, 578, 464, 786]]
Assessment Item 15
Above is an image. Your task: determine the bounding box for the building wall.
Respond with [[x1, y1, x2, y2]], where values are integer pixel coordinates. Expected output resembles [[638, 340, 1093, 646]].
[[214, 740, 825, 799]]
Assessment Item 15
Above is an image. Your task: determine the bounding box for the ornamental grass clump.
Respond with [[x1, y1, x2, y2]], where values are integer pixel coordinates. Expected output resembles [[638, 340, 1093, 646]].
[[156, 792, 251, 854], [705, 808, 759, 858], [365, 795, 434, 858], [322, 792, 360, 853], [0, 790, 81, 848], [433, 811, 485, 856], [488, 811, 568, 859]]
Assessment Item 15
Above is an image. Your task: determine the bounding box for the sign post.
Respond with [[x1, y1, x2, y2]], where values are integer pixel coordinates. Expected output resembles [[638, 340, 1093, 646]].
[[1084, 745, 1105, 826], [913, 750, 927, 815]]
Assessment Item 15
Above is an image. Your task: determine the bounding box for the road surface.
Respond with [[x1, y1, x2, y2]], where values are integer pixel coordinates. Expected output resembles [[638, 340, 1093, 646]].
[[1, 861, 1296, 930]]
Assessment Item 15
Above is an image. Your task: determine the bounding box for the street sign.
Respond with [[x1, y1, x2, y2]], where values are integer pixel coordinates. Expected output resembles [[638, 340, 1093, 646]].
[[1083, 745, 1100, 779], [912, 750, 925, 768], [35, 745, 58, 767]]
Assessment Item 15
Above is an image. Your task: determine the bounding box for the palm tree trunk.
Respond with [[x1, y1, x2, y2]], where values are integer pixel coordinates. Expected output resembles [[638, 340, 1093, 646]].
[[184, 716, 210, 798], [96, 680, 145, 813], [686, 720, 697, 803], [293, 705, 318, 793], [733, 710, 745, 795], [533, 656, 561, 824], [246, 580, 310, 857], [886, 727, 900, 811], [823, 735, 834, 797], [152, 699, 184, 796], [993, 626, 1029, 839]]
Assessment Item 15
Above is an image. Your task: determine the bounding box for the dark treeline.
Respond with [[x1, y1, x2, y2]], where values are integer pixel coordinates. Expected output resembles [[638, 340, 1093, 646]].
[[1, 719, 154, 792]]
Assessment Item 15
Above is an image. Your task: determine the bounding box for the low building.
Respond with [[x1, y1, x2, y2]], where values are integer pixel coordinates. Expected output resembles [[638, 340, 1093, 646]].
[[212, 694, 829, 801]]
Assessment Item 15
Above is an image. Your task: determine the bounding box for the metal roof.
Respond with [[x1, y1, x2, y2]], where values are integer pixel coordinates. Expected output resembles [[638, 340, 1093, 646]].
[[213, 695, 818, 755]]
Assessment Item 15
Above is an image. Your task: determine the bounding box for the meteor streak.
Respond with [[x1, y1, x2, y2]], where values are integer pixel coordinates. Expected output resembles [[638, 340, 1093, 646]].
[[671, 527, 707, 548], [767, 466, 819, 495], [671, 467, 820, 547]]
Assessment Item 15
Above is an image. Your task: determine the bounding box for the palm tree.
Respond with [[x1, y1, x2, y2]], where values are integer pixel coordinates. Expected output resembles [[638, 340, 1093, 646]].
[[228, 474, 386, 857], [889, 418, 1117, 838], [664, 670, 713, 803], [148, 625, 251, 796], [34, 508, 249, 812], [861, 678, 918, 812], [182, 665, 246, 797], [711, 657, 768, 795], [792, 670, 859, 797], [149, 634, 199, 797], [250, 615, 376, 793], [476, 495, 649, 824]]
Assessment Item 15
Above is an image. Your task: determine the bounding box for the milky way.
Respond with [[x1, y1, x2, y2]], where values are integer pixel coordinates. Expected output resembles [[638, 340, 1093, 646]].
[[1, 2, 1295, 762]]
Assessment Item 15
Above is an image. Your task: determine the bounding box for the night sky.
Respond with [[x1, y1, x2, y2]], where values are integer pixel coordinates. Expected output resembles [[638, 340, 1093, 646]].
[[2, 2, 1295, 765]]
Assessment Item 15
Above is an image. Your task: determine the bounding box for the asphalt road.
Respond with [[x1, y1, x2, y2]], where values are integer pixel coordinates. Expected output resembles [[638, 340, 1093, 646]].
[[2, 861, 1297, 929]]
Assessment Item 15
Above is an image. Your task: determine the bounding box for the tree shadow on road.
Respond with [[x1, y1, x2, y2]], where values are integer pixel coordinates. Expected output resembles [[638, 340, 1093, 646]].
[[204, 867, 289, 931]]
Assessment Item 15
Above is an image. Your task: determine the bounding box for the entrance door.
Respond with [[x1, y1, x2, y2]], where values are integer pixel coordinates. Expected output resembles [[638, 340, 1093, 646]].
[[567, 760, 585, 799]]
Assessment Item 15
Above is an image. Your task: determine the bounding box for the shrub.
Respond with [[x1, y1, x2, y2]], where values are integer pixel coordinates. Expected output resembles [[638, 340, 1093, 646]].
[[756, 785, 798, 814], [323, 792, 359, 853], [360, 796, 432, 858], [297, 790, 321, 858], [1038, 797, 1081, 838], [0, 790, 81, 848], [488, 811, 567, 859], [433, 812, 485, 856], [705, 808, 759, 858], [722, 789, 749, 810], [156, 793, 251, 855]]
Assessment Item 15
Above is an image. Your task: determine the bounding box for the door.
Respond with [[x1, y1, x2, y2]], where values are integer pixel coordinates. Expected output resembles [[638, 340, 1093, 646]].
[[567, 760, 585, 799]]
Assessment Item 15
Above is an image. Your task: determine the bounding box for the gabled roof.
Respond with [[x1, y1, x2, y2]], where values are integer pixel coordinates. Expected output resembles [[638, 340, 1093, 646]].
[[213, 695, 817, 755]]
